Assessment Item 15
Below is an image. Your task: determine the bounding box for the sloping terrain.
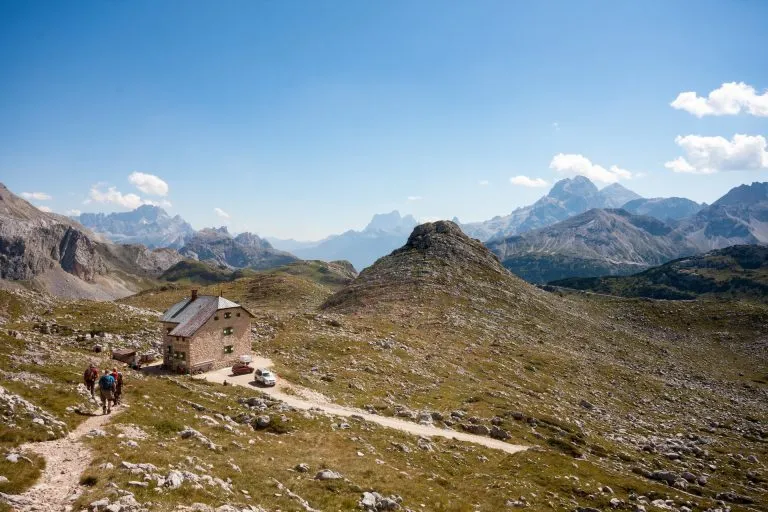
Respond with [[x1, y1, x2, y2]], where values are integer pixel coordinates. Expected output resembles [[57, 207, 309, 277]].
[[76, 205, 196, 249], [0, 183, 181, 299], [1, 221, 766, 511], [486, 209, 696, 282], [675, 182, 768, 252], [550, 245, 768, 301], [179, 227, 298, 271], [254, 221, 768, 511]]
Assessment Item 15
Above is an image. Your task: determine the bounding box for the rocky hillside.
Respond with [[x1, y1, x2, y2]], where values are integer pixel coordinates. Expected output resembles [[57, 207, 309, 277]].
[[2, 219, 767, 510], [460, 176, 642, 241], [550, 244, 768, 301], [288, 211, 418, 271], [0, 183, 181, 299], [675, 181, 768, 251], [622, 197, 705, 222], [76, 205, 196, 249], [486, 208, 696, 283], [178, 227, 298, 270], [322, 220, 535, 313]]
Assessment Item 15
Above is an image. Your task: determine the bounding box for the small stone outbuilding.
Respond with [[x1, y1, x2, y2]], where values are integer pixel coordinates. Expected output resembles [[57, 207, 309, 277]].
[[160, 290, 253, 373]]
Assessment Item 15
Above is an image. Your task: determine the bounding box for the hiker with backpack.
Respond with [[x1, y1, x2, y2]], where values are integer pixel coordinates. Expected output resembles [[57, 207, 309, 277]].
[[83, 364, 99, 398], [111, 368, 124, 406], [98, 369, 115, 415]]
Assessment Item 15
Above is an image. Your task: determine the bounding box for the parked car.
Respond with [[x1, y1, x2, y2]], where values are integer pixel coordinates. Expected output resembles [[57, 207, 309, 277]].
[[231, 361, 254, 376], [254, 368, 276, 386]]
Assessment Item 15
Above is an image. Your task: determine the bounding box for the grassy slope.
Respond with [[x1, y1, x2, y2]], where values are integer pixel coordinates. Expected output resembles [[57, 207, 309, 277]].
[[3, 248, 767, 511], [550, 245, 768, 301]]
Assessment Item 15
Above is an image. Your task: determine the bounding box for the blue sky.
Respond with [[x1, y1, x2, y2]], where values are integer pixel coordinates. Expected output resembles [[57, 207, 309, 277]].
[[2, 0, 767, 239]]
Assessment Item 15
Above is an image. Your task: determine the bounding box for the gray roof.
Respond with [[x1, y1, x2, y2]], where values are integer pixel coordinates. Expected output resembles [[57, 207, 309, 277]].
[[161, 295, 252, 337]]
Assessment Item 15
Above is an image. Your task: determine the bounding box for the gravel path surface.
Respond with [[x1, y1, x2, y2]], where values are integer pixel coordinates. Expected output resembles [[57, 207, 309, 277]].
[[198, 359, 528, 456]]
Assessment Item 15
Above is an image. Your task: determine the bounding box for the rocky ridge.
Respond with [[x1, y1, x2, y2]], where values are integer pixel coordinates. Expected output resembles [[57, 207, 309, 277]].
[[0, 183, 182, 299]]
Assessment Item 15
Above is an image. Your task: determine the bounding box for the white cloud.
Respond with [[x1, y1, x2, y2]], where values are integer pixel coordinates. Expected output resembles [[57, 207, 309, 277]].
[[549, 153, 633, 184], [86, 185, 171, 210], [128, 172, 169, 196], [671, 82, 768, 117], [407, 196, 422, 201], [214, 207, 230, 219], [552, 121, 560, 131], [478, 180, 489, 186], [88, 186, 144, 209], [66, 209, 82, 216], [509, 175, 548, 188], [21, 192, 52, 201], [664, 134, 768, 174], [36, 205, 53, 213]]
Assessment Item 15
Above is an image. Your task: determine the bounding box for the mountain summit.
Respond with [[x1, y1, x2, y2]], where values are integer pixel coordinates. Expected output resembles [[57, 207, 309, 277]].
[[460, 176, 642, 241], [323, 220, 537, 313], [287, 211, 419, 270], [76, 205, 195, 249]]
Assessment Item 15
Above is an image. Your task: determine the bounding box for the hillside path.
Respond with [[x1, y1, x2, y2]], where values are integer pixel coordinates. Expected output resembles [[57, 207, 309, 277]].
[[1, 404, 117, 512], [198, 359, 528, 456]]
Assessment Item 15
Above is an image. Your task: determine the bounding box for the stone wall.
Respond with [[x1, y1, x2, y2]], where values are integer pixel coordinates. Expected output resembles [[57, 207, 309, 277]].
[[187, 308, 251, 370]]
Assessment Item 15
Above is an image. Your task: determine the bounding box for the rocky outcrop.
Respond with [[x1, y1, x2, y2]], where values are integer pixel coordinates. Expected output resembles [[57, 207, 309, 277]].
[[322, 220, 537, 312], [0, 183, 181, 298]]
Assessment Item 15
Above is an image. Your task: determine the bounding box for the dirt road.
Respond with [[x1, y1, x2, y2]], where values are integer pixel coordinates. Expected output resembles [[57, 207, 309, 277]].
[[1, 406, 115, 512], [198, 359, 527, 456]]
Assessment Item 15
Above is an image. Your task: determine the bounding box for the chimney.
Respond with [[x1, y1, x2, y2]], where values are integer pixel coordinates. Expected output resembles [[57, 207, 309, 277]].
[[191, 289, 198, 301]]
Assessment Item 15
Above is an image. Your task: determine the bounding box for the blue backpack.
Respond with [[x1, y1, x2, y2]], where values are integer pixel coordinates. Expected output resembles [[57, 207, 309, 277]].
[[99, 374, 114, 391]]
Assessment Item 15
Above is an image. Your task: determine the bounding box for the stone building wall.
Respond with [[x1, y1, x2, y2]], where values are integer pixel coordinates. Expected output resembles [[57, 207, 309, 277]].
[[187, 308, 251, 370]]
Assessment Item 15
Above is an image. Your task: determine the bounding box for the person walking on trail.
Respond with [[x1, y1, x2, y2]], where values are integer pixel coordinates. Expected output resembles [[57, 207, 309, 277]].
[[111, 368, 124, 406], [83, 364, 99, 399], [98, 369, 115, 415]]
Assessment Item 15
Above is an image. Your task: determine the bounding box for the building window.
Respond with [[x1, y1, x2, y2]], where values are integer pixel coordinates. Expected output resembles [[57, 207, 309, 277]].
[[236, 312, 241, 317], [174, 351, 186, 360], [224, 345, 233, 354], [223, 327, 233, 336], [166, 327, 172, 334], [214, 316, 219, 321], [224, 312, 232, 319], [167, 346, 172, 354]]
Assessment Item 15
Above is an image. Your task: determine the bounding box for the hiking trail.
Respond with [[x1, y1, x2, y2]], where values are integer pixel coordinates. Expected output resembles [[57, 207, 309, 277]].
[[1, 403, 118, 512], [199, 359, 528, 456]]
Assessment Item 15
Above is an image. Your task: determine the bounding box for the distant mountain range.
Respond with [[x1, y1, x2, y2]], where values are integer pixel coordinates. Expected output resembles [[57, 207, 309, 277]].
[[487, 181, 768, 283], [179, 227, 298, 270], [76, 205, 195, 249], [622, 197, 704, 222], [271, 211, 418, 271], [460, 176, 643, 241], [61, 177, 768, 283], [550, 245, 768, 302], [486, 208, 697, 283]]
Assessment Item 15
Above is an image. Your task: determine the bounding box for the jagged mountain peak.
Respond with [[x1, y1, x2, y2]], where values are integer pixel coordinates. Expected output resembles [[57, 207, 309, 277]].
[[548, 176, 599, 200], [364, 210, 418, 233]]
